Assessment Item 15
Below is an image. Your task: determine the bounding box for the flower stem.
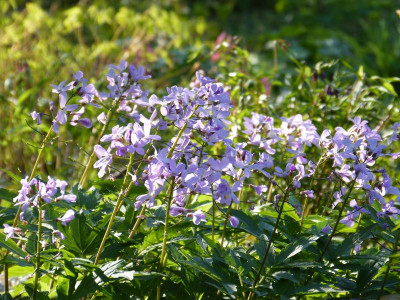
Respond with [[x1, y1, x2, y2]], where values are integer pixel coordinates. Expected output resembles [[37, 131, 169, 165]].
[[4, 125, 53, 292], [126, 135, 160, 239], [247, 187, 289, 300], [300, 157, 324, 230], [220, 203, 232, 247], [156, 180, 175, 300], [212, 200, 216, 242], [94, 154, 134, 265], [317, 178, 356, 262], [377, 229, 400, 299], [305, 176, 357, 285], [33, 200, 43, 300], [79, 100, 119, 188], [128, 204, 146, 239]]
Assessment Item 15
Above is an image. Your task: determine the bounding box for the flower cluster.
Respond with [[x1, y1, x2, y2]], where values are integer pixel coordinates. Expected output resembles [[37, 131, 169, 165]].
[[90, 67, 400, 231], [4, 176, 77, 241], [31, 61, 151, 135]]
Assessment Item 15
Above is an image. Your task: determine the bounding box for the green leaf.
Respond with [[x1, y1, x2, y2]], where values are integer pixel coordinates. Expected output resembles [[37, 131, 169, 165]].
[[276, 235, 321, 264], [0, 232, 26, 257], [0, 168, 21, 183], [56, 276, 70, 299], [0, 188, 17, 202], [72, 274, 99, 299], [229, 209, 262, 237]]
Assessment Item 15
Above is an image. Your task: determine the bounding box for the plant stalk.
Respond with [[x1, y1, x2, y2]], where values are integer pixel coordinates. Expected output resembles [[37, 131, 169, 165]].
[[79, 100, 119, 188], [305, 176, 358, 285], [220, 203, 232, 247], [94, 154, 134, 265], [157, 180, 175, 300], [377, 229, 400, 299], [33, 200, 43, 300], [300, 156, 324, 230], [4, 125, 53, 292], [247, 187, 290, 300]]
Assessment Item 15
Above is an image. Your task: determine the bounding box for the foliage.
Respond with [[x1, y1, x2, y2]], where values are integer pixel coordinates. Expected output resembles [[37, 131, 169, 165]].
[[1, 1, 400, 299]]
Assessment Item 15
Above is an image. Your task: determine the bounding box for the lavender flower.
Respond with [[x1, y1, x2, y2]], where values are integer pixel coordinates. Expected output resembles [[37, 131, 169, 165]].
[[58, 209, 75, 226], [191, 210, 206, 225], [229, 216, 239, 228]]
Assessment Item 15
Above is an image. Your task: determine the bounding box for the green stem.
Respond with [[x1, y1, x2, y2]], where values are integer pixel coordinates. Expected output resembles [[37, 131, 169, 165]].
[[220, 204, 232, 247], [157, 180, 175, 300], [346, 213, 362, 278], [247, 187, 290, 300], [305, 176, 358, 285], [156, 107, 198, 299], [79, 100, 119, 188], [33, 200, 43, 300], [377, 229, 400, 299], [4, 126, 53, 292], [94, 154, 134, 265], [300, 157, 324, 230], [317, 178, 356, 262], [212, 200, 216, 242], [128, 204, 146, 239]]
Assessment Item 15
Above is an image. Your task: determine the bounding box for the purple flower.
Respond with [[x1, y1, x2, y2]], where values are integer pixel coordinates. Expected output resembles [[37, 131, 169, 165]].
[[129, 65, 151, 81], [388, 122, 399, 144], [321, 225, 332, 234], [93, 145, 113, 178], [170, 205, 186, 217], [60, 194, 77, 203], [191, 210, 206, 225], [213, 179, 242, 206], [97, 112, 107, 124], [3, 224, 19, 240], [301, 190, 314, 199], [51, 80, 74, 109], [354, 243, 362, 254], [377, 200, 399, 219], [250, 184, 268, 196], [229, 216, 239, 228], [31, 111, 43, 125], [52, 230, 65, 243], [58, 209, 75, 225]]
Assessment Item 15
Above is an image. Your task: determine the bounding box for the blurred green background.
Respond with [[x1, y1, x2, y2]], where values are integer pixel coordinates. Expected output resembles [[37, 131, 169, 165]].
[[1, 0, 400, 186]]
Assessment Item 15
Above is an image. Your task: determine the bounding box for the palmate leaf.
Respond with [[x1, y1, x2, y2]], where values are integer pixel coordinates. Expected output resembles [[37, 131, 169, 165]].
[[61, 213, 103, 256], [177, 255, 238, 296]]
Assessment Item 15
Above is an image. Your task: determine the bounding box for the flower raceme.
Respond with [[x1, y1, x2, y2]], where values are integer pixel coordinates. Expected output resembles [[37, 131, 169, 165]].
[[4, 176, 76, 242]]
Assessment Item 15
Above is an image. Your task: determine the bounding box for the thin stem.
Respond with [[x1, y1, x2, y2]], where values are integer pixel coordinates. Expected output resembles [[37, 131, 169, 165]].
[[167, 105, 197, 159], [305, 176, 357, 285], [94, 154, 134, 265], [300, 157, 325, 230], [212, 200, 216, 242], [247, 187, 290, 300], [346, 213, 362, 278], [157, 180, 175, 300], [4, 265, 8, 293], [377, 229, 400, 299], [128, 204, 146, 239], [79, 100, 119, 188], [33, 200, 43, 300], [317, 178, 356, 262], [4, 125, 53, 292], [220, 203, 232, 247]]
